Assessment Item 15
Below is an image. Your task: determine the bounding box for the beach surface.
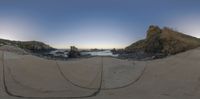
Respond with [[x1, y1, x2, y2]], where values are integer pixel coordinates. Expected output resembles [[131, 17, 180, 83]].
[[1, 47, 200, 99]]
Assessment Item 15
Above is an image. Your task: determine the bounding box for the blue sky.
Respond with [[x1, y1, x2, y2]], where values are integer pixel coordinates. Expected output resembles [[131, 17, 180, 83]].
[[0, 0, 200, 48]]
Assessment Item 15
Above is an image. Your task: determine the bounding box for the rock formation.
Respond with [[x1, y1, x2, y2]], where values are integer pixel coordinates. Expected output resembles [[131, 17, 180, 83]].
[[0, 39, 54, 52], [68, 46, 81, 58], [125, 25, 200, 55]]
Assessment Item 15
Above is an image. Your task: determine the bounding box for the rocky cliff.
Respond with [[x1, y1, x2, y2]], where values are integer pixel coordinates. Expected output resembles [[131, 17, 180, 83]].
[[0, 39, 54, 52], [125, 25, 200, 55]]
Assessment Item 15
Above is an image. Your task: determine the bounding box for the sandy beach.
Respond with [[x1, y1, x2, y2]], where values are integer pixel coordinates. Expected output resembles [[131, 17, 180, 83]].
[[1, 47, 200, 99]]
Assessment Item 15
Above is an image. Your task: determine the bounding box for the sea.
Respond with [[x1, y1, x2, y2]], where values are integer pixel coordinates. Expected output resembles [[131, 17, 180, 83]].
[[49, 49, 118, 58]]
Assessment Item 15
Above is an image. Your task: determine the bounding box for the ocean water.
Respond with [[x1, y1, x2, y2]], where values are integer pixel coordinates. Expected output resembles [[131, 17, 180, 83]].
[[49, 50, 118, 57], [81, 50, 118, 57], [49, 49, 68, 57]]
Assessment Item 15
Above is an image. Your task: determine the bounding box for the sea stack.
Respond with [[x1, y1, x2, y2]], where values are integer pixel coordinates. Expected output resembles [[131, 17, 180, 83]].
[[68, 46, 81, 58]]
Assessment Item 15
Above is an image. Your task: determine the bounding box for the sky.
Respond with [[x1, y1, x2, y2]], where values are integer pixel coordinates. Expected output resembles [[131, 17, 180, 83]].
[[0, 0, 200, 49]]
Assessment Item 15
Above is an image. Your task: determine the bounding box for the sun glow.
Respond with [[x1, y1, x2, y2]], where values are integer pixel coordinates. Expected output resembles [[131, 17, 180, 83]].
[[0, 15, 40, 41]]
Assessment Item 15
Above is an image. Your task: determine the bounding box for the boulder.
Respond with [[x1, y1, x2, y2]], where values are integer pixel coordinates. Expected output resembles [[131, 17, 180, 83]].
[[68, 46, 80, 58]]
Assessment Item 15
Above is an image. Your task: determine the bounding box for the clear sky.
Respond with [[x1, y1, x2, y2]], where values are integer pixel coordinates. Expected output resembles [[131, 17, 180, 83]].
[[0, 0, 200, 49]]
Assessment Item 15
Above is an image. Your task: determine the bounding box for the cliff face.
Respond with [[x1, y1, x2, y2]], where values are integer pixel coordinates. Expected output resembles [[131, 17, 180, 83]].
[[125, 39, 146, 52], [145, 25, 163, 53], [0, 39, 54, 52], [125, 25, 200, 55]]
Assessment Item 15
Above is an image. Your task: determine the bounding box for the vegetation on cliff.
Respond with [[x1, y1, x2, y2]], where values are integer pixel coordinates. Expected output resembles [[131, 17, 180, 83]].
[[125, 25, 200, 55], [0, 39, 54, 52]]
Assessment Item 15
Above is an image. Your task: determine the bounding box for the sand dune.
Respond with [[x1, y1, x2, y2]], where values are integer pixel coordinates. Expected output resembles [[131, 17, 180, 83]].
[[1, 47, 200, 99]]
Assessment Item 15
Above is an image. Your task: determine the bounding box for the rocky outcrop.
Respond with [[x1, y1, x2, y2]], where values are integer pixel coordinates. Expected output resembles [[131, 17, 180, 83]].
[[145, 25, 163, 53], [125, 39, 146, 53], [125, 25, 200, 55], [68, 46, 80, 58], [17, 41, 54, 52], [0, 39, 54, 52]]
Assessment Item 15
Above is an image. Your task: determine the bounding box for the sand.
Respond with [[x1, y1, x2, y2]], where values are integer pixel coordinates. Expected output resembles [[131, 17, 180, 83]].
[[0, 47, 200, 99]]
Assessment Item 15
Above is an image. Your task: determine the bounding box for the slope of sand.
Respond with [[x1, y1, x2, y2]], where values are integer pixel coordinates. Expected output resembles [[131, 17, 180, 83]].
[[0, 47, 200, 99]]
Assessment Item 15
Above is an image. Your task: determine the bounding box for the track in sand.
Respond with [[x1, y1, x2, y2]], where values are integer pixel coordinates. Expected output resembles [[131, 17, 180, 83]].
[[0, 51, 145, 98]]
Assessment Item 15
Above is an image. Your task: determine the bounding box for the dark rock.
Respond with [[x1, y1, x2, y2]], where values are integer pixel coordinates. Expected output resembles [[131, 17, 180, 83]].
[[145, 25, 163, 53], [68, 46, 80, 58], [111, 48, 125, 54], [0, 38, 55, 53], [125, 25, 200, 55], [125, 39, 146, 53], [90, 48, 104, 52], [111, 48, 117, 54], [55, 51, 65, 54]]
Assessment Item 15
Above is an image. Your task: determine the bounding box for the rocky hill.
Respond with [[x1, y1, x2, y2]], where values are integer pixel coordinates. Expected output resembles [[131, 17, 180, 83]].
[[0, 38, 54, 52], [125, 25, 200, 55], [0, 45, 28, 54]]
